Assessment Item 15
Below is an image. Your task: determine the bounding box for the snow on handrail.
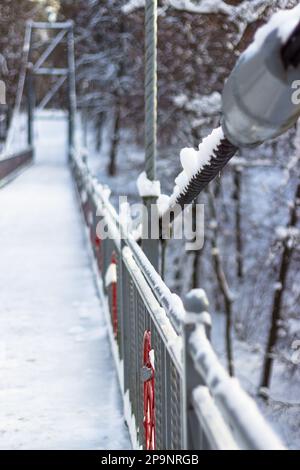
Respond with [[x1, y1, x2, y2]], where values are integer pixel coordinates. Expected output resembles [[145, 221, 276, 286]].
[[190, 325, 284, 450], [191, 386, 238, 450]]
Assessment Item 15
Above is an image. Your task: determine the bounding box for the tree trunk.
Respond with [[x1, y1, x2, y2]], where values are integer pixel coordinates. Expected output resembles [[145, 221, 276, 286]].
[[212, 245, 235, 377], [207, 188, 235, 376], [233, 166, 243, 279], [191, 249, 201, 289], [189, 198, 202, 289], [107, 103, 121, 176], [260, 183, 300, 394], [160, 239, 167, 280], [95, 111, 105, 151]]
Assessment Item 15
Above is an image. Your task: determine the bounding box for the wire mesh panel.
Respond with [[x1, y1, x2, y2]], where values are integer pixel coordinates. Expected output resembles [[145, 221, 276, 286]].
[[151, 322, 164, 450], [102, 237, 110, 281], [169, 359, 182, 449], [116, 250, 127, 357], [121, 259, 131, 392], [121, 259, 183, 449], [136, 290, 147, 446], [151, 318, 182, 450], [128, 275, 139, 438]]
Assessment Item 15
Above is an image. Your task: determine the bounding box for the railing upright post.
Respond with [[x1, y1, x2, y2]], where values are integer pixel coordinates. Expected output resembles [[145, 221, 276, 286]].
[[26, 64, 34, 147], [67, 22, 76, 160], [142, 0, 159, 269], [182, 289, 211, 450], [119, 238, 128, 392]]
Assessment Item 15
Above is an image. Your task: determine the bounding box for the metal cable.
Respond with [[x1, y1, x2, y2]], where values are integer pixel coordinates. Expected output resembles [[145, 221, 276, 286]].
[[145, 0, 157, 181], [175, 138, 238, 208]]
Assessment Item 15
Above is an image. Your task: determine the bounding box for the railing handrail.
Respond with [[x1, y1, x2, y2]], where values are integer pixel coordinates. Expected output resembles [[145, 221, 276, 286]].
[[0, 145, 33, 161], [189, 324, 284, 450], [71, 148, 285, 451]]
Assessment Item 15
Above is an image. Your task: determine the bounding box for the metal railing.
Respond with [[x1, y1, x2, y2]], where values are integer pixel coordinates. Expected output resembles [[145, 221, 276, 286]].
[[0, 12, 289, 451], [71, 148, 285, 451], [0, 147, 33, 185]]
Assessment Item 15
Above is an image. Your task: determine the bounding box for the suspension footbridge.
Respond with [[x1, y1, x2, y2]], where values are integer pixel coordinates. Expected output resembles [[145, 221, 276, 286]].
[[0, 20, 285, 451]]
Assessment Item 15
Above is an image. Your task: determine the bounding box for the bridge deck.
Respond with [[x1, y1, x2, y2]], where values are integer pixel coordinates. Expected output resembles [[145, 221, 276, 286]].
[[0, 117, 130, 449]]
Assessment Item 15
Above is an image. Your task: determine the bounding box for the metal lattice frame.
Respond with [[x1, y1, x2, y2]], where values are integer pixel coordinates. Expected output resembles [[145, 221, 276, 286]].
[[7, 20, 77, 157]]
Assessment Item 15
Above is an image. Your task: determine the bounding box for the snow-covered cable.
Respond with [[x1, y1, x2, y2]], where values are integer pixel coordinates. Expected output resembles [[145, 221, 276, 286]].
[[160, 128, 237, 222], [137, 171, 161, 198], [145, 0, 157, 182]]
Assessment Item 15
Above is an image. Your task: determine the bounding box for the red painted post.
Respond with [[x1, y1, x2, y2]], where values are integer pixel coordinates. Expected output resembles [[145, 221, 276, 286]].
[[95, 234, 102, 272], [143, 330, 155, 450]]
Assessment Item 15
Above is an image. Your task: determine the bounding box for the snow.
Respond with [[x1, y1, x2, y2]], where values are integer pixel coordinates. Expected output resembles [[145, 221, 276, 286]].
[[180, 147, 199, 178], [80, 189, 88, 204], [275, 225, 300, 249], [122, 0, 234, 15], [167, 0, 231, 15], [122, 0, 144, 14], [288, 318, 300, 336], [123, 391, 142, 449], [99, 185, 112, 202], [192, 386, 238, 450], [174, 91, 222, 116], [244, 4, 300, 59], [210, 307, 300, 450], [149, 349, 155, 370], [196, 127, 224, 168], [170, 293, 185, 325], [156, 193, 171, 216], [122, 0, 273, 24], [169, 127, 224, 207], [136, 171, 161, 198], [276, 226, 289, 240], [185, 288, 210, 309], [131, 223, 143, 241], [189, 325, 284, 449], [3, 113, 28, 155], [0, 116, 130, 450], [105, 263, 117, 287]]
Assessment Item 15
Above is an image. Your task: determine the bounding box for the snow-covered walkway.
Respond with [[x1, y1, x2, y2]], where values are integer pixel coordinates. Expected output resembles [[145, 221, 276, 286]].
[[0, 117, 130, 450]]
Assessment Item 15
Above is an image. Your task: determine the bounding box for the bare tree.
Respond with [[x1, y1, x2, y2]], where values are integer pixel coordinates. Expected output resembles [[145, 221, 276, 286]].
[[108, 100, 121, 176], [260, 182, 300, 394], [207, 187, 235, 376], [233, 165, 244, 279]]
